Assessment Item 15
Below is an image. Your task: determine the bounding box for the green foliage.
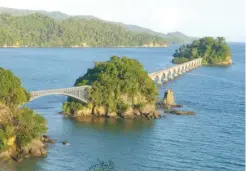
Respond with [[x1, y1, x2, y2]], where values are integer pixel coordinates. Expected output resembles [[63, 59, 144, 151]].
[[87, 160, 117, 171], [0, 13, 168, 47], [0, 67, 29, 106], [0, 124, 15, 152], [16, 108, 47, 147], [62, 101, 84, 114], [133, 103, 145, 110], [172, 37, 231, 64], [0, 107, 47, 151], [0, 129, 7, 151], [0, 67, 47, 152], [171, 57, 189, 64], [64, 56, 158, 114]]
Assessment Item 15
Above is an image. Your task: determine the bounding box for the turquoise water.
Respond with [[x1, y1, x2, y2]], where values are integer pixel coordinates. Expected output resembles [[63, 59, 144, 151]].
[[0, 43, 244, 171]]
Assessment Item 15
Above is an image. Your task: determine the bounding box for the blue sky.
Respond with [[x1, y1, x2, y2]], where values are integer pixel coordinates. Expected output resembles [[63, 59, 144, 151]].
[[0, 0, 245, 42]]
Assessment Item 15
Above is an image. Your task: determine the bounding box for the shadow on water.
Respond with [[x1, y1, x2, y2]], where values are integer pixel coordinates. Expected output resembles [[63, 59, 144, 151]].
[[13, 116, 155, 171], [71, 116, 154, 134]]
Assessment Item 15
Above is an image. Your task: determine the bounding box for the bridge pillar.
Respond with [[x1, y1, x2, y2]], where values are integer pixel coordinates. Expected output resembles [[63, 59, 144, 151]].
[[157, 73, 163, 85], [178, 67, 182, 75], [167, 69, 173, 80], [169, 70, 174, 80], [181, 65, 185, 73], [163, 72, 168, 82], [157, 79, 162, 85], [186, 64, 190, 72], [173, 68, 178, 78]]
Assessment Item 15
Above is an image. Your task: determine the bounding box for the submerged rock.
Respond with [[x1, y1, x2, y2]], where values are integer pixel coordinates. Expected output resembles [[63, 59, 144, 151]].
[[170, 110, 195, 115], [11, 154, 23, 163], [62, 141, 69, 145], [41, 135, 55, 143]]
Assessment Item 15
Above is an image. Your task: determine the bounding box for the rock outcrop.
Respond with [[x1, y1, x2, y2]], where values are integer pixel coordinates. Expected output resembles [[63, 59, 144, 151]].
[[41, 135, 56, 143], [0, 139, 48, 163], [0, 104, 12, 124], [69, 103, 160, 120], [163, 89, 176, 106], [214, 56, 232, 65], [157, 89, 195, 115], [157, 89, 183, 109]]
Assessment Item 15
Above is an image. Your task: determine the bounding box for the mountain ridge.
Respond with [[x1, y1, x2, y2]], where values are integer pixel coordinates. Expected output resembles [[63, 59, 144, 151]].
[[0, 6, 196, 44]]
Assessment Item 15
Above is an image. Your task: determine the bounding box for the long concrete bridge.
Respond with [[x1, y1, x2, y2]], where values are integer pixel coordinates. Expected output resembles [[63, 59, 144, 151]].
[[29, 58, 202, 103], [148, 58, 202, 84]]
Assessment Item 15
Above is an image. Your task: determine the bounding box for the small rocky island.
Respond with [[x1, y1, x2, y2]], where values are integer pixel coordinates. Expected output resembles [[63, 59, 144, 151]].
[[0, 67, 48, 163], [172, 37, 232, 65], [62, 56, 161, 119], [157, 89, 195, 115]]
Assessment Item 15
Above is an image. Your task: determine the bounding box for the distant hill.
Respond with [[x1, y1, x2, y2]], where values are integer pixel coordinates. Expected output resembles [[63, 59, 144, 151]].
[[118, 24, 196, 43], [0, 7, 99, 20], [0, 7, 196, 47]]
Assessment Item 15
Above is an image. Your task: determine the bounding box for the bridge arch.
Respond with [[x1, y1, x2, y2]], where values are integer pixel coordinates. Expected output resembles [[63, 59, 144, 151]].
[[154, 75, 161, 84], [29, 92, 88, 103], [161, 72, 168, 82], [148, 58, 202, 83], [29, 86, 90, 103], [167, 70, 173, 80], [173, 68, 179, 77]]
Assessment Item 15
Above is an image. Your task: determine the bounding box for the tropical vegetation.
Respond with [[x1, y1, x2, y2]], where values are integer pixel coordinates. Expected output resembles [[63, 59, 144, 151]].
[[0, 67, 47, 152], [63, 56, 158, 117], [0, 6, 195, 44], [0, 13, 168, 47], [172, 37, 232, 65]]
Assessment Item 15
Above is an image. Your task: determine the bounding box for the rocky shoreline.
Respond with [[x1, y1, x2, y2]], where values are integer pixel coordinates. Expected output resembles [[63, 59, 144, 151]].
[[62, 89, 195, 120], [62, 104, 162, 120], [0, 135, 56, 163]]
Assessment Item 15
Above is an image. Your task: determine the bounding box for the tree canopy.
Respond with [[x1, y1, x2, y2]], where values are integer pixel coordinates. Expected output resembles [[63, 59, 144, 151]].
[[0, 13, 168, 47], [172, 37, 231, 64], [0, 67, 47, 152], [0, 67, 29, 106], [63, 56, 158, 116]]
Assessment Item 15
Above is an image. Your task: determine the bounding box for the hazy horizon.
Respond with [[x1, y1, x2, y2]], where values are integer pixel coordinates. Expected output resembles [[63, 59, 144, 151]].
[[0, 0, 245, 42]]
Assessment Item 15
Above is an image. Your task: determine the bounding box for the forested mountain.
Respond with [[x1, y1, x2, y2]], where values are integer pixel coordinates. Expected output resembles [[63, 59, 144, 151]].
[[0, 13, 170, 47], [120, 24, 195, 43], [0, 7, 194, 46]]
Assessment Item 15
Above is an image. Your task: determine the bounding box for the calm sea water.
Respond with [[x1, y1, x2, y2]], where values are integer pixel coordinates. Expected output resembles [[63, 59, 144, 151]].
[[0, 43, 244, 171]]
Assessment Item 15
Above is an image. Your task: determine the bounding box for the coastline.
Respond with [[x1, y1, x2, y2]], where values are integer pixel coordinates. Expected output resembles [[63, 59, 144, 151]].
[[0, 46, 169, 48], [0, 44, 169, 48]]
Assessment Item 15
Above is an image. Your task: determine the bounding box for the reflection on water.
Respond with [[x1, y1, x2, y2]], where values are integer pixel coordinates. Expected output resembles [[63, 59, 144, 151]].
[[12, 116, 156, 171], [0, 44, 244, 171], [73, 116, 154, 134], [16, 158, 45, 171]]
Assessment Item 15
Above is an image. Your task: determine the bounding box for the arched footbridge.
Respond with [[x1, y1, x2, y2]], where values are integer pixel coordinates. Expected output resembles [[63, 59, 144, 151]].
[[29, 58, 202, 103], [29, 86, 90, 103]]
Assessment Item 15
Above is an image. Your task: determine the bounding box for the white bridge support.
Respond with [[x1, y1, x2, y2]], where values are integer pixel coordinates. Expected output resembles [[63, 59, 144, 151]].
[[148, 58, 202, 84], [28, 58, 202, 103], [29, 86, 91, 103]]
